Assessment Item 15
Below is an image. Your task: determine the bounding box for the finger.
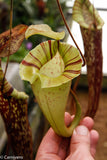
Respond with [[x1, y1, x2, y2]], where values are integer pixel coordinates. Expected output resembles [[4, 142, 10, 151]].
[[65, 114, 94, 130], [70, 125, 90, 152], [80, 117, 94, 131], [90, 129, 99, 157], [67, 125, 94, 160], [64, 112, 72, 126]]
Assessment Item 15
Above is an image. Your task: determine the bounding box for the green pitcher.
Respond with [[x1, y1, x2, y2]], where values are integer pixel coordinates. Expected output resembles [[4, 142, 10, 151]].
[[19, 24, 82, 137]]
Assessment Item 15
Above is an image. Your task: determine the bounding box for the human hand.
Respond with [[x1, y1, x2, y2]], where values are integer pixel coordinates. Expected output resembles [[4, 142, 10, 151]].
[[35, 113, 99, 160]]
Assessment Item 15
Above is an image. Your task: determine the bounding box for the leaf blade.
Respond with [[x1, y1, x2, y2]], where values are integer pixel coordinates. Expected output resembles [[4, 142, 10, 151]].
[[0, 24, 28, 58]]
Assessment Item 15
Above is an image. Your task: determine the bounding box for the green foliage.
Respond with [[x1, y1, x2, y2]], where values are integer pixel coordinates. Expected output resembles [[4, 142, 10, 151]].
[[3, 0, 67, 28], [2, 43, 28, 63], [44, 0, 67, 30], [4, 0, 35, 26]]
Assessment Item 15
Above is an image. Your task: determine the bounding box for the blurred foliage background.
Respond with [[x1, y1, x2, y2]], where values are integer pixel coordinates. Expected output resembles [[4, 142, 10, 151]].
[[0, 0, 68, 63]]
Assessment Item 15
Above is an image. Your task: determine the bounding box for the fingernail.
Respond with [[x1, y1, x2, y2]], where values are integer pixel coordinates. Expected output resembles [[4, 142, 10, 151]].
[[76, 125, 89, 136]]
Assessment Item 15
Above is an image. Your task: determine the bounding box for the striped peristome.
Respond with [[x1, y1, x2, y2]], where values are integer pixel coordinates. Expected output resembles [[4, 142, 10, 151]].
[[20, 40, 82, 88]]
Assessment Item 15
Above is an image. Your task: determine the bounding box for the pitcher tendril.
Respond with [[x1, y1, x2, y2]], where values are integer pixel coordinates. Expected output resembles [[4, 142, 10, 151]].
[[56, 0, 86, 67]]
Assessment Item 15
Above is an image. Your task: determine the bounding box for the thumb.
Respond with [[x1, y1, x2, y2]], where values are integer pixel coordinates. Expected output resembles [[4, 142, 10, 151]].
[[67, 125, 94, 160]]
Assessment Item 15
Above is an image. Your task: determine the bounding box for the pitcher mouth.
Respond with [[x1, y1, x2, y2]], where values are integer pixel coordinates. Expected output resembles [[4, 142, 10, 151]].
[[19, 40, 82, 88], [73, 0, 104, 30], [39, 50, 65, 78]]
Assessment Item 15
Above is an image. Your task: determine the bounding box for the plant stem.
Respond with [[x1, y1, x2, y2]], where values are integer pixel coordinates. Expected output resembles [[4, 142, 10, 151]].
[[56, 0, 86, 66], [2, 0, 13, 92]]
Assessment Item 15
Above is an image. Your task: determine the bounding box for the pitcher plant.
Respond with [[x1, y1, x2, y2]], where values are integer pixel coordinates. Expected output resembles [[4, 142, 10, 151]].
[[73, 0, 104, 118], [0, 59, 33, 160], [20, 24, 82, 137]]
